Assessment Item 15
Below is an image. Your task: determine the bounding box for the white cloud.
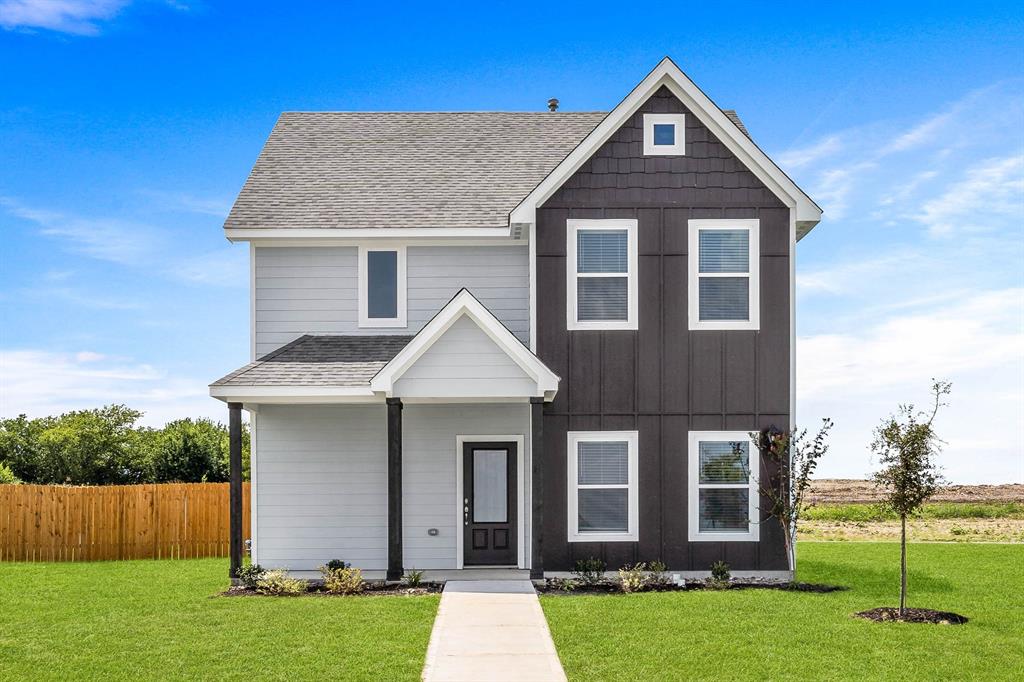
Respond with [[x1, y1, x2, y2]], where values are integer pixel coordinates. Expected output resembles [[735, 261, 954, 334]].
[[2, 197, 245, 288], [0, 348, 223, 426], [913, 155, 1024, 237], [798, 288, 1024, 484], [137, 189, 232, 217], [0, 0, 130, 36], [777, 135, 844, 170]]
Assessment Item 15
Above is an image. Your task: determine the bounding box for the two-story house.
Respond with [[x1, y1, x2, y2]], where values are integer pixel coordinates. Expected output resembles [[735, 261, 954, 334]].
[[211, 57, 821, 581]]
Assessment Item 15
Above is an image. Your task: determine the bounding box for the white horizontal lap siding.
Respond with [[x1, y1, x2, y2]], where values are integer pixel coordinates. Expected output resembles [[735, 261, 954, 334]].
[[255, 404, 387, 571], [254, 245, 529, 356], [402, 403, 530, 569], [392, 316, 538, 398]]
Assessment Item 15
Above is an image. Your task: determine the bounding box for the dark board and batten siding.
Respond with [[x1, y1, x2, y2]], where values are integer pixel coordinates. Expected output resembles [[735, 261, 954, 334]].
[[536, 86, 790, 572]]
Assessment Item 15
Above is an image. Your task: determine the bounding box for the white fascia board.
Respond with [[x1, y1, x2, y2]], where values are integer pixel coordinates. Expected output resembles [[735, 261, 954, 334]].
[[225, 227, 512, 242], [508, 57, 822, 233], [370, 289, 560, 396], [209, 385, 379, 404]]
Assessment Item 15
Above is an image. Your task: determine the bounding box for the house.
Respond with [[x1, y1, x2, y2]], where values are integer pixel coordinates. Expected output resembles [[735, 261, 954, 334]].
[[210, 57, 821, 581]]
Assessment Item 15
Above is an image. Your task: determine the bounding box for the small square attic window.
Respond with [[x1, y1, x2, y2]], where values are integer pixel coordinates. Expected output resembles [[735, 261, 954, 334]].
[[643, 113, 685, 155]]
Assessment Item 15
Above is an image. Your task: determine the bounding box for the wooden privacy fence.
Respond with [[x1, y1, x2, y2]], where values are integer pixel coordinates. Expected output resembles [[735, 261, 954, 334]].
[[0, 483, 251, 562]]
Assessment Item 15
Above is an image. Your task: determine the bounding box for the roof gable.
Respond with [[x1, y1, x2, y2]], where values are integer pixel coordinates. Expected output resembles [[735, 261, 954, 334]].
[[371, 289, 560, 400], [509, 57, 822, 239]]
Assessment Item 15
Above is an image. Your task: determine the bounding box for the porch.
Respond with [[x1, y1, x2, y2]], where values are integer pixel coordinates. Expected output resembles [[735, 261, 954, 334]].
[[210, 290, 558, 582]]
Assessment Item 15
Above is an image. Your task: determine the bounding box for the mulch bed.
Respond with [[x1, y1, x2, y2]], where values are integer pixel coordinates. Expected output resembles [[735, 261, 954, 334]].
[[536, 578, 844, 595], [854, 607, 969, 624], [220, 582, 444, 598]]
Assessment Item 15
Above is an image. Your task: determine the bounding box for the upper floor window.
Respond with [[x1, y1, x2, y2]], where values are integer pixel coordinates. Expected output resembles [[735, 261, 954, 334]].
[[567, 431, 639, 542], [359, 246, 407, 327], [688, 219, 759, 330], [566, 219, 638, 331], [643, 113, 686, 155], [687, 431, 759, 542]]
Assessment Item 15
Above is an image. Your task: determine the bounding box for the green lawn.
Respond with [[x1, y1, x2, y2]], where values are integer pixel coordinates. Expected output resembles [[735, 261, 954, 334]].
[[0, 559, 438, 681], [803, 501, 1024, 521], [542, 543, 1024, 681]]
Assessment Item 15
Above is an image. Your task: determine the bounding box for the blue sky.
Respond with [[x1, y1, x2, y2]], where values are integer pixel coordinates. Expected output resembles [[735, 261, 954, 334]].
[[1, 1, 1021, 483]]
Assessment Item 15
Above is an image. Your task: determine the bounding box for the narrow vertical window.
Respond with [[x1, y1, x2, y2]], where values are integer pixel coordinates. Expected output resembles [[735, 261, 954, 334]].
[[688, 219, 759, 330], [567, 431, 639, 542], [359, 246, 406, 327], [687, 431, 759, 542], [567, 219, 638, 330]]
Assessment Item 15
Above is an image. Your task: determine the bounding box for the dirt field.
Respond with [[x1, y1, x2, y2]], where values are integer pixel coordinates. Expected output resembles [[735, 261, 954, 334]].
[[808, 479, 1024, 504]]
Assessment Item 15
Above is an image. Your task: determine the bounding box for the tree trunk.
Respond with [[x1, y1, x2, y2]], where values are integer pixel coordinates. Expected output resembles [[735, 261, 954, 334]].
[[899, 514, 907, 617]]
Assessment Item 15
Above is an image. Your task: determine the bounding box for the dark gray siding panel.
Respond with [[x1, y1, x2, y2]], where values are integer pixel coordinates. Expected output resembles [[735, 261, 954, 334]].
[[538, 85, 791, 573]]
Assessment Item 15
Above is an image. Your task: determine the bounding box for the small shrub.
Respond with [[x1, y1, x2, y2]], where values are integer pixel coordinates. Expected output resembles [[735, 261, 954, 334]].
[[572, 557, 607, 585], [707, 561, 731, 590], [320, 565, 365, 595], [0, 462, 20, 484], [236, 563, 266, 589], [647, 560, 669, 586], [256, 569, 306, 596], [325, 559, 350, 571], [950, 525, 968, 536], [404, 569, 425, 587], [618, 562, 649, 593]]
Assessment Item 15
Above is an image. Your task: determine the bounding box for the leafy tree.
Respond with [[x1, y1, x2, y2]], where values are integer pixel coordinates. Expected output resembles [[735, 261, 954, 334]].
[[0, 407, 250, 485], [0, 414, 50, 482], [34, 406, 152, 484], [870, 380, 951, 616], [750, 418, 833, 574], [0, 461, 20, 484], [153, 418, 234, 483]]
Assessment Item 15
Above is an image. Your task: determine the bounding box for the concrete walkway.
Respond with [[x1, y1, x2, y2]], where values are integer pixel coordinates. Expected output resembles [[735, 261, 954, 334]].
[[421, 580, 567, 682]]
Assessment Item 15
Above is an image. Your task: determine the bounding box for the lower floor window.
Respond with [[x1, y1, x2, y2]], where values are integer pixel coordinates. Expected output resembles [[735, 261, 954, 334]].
[[567, 431, 638, 542], [688, 431, 759, 542]]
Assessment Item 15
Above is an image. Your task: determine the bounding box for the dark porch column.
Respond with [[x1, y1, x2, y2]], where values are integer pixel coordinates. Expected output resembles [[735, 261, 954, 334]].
[[228, 402, 243, 580], [530, 397, 544, 580], [386, 398, 403, 581]]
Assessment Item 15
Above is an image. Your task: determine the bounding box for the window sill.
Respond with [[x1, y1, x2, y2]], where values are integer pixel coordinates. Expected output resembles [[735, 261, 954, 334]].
[[689, 320, 759, 331], [568, 320, 638, 331], [358, 319, 408, 329], [687, 529, 760, 543], [568, 531, 638, 543]]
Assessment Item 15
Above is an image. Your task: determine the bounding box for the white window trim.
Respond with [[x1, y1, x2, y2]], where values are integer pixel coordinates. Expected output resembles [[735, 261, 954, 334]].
[[358, 245, 407, 328], [567, 431, 639, 542], [643, 113, 686, 155], [688, 219, 760, 330], [688, 430, 760, 542], [566, 219, 638, 331]]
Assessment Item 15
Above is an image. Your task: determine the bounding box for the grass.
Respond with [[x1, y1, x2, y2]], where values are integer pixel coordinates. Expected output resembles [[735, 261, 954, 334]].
[[803, 502, 1024, 522], [541, 543, 1024, 681], [0, 559, 439, 681]]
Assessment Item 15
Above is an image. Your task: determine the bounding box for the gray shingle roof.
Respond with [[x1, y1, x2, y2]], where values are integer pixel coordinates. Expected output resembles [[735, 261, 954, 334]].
[[211, 335, 413, 387], [225, 111, 607, 230], [722, 110, 750, 137]]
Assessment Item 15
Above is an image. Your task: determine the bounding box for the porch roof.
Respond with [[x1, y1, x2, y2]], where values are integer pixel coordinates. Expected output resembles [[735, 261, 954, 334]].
[[211, 335, 413, 387]]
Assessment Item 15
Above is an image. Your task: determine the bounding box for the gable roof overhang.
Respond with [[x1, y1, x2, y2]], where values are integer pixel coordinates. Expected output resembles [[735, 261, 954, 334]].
[[508, 57, 822, 240], [370, 289, 560, 401]]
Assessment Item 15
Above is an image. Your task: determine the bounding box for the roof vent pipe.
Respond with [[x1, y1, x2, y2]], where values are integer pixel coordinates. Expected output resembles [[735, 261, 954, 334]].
[[547, 98, 559, 112]]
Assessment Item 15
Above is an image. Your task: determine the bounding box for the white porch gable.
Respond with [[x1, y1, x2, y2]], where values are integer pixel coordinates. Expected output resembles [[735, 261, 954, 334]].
[[371, 289, 559, 401]]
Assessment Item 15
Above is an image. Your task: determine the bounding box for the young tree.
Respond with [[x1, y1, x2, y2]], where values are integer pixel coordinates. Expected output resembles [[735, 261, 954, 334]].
[[750, 418, 833, 574], [870, 380, 951, 617]]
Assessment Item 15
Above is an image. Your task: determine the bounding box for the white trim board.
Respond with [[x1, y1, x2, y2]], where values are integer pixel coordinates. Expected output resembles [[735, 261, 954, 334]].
[[455, 435, 527, 570], [226, 227, 513, 242], [508, 57, 821, 237]]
